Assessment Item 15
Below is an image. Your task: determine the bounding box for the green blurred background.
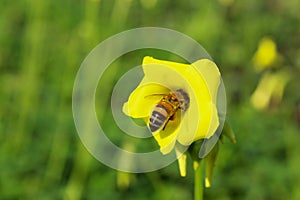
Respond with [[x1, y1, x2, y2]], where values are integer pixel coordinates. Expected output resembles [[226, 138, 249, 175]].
[[1, 0, 300, 199]]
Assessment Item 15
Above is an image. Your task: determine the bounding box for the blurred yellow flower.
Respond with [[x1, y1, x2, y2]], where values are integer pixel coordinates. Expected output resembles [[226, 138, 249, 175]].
[[252, 37, 280, 71], [251, 69, 290, 110], [123, 56, 221, 156]]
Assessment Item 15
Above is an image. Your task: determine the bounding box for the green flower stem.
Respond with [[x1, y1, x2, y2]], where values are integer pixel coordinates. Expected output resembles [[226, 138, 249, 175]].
[[194, 161, 204, 200]]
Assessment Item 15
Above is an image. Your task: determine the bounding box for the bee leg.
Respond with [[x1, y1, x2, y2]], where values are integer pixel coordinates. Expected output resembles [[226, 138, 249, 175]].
[[169, 114, 176, 120], [162, 119, 170, 131], [163, 114, 175, 131]]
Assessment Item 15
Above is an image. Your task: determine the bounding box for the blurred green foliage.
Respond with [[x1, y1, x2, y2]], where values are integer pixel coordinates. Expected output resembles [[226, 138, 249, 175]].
[[1, 0, 300, 199]]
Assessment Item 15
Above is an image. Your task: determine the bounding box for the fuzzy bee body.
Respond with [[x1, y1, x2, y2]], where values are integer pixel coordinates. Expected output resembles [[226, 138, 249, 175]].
[[149, 89, 189, 132]]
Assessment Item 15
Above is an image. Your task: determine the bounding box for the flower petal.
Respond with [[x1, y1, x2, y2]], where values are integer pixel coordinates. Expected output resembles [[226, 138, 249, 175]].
[[178, 60, 220, 144], [175, 147, 187, 177], [177, 101, 219, 145], [191, 59, 220, 103], [122, 83, 169, 118], [152, 112, 182, 154]]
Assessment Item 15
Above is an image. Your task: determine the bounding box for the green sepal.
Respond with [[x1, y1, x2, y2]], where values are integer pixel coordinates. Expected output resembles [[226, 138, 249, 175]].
[[188, 139, 205, 162], [221, 121, 236, 143], [204, 142, 219, 188]]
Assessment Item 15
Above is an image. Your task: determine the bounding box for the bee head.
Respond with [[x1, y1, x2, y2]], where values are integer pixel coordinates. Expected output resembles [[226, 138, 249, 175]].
[[175, 89, 190, 111]]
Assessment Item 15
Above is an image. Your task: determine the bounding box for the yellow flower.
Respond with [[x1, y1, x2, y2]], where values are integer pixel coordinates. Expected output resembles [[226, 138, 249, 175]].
[[251, 69, 290, 110], [123, 56, 221, 157], [252, 37, 280, 71]]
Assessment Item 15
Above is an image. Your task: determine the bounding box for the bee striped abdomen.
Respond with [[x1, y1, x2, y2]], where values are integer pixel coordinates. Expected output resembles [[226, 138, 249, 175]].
[[149, 105, 168, 132], [148, 89, 189, 133]]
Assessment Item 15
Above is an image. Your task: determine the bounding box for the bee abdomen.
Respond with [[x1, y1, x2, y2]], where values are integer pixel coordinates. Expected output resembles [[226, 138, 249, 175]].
[[149, 105, 167, 132]]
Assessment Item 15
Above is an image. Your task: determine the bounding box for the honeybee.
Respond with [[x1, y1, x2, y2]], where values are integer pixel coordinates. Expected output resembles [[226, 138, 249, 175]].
[[148, 89, 190, 132]]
